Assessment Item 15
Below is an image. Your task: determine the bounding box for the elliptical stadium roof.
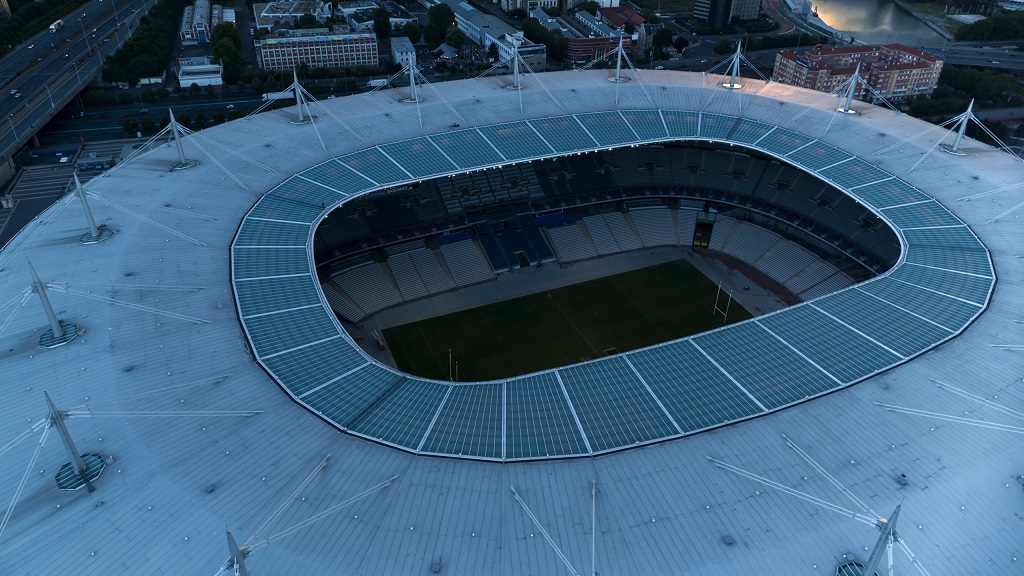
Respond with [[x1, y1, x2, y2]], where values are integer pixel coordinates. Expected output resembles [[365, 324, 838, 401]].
[[1, 70, 1021, 575]]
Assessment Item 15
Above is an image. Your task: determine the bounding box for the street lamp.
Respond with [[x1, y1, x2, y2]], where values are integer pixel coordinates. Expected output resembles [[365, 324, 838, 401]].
[[45, 85, 55, 108], [80, 20, 93, 54], [7, 116, 17, 141]]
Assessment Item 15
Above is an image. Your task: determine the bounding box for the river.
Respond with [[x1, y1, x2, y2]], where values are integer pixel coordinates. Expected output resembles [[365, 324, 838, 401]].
[[812, 0, 944, 45]]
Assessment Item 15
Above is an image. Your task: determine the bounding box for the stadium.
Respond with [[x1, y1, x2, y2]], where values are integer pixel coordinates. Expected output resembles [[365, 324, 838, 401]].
[[0, 69, 1021, 575]]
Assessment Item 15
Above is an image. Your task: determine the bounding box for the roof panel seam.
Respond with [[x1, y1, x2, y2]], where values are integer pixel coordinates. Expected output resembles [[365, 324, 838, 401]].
[[570, 114, 602, 148], [524, 120, 558, 154], [242, 302, 322, 319], [259, 334, 343, 360], [473, 128, 508, 162], [298, 361, 372, 399], [246, 217, 314, 226], [853, 287, 956, 333], [688, 340, 768, 411], [295, 174, 351, 198], [622, 355, 683, 435], [416, 385, 453, 453], [372, 145, 415, 180], [554, 370, 592, 454], [424, 136, 462, 171], [903, 261, 992, 279], [807, 304, 906, 360], [235, 272, 310, 282], [898, 224, 965, 231], [754, 321, 844, 385], [888, 277, 984, 307], [849, 176, 893, 190], [616, 110, 643, 142]]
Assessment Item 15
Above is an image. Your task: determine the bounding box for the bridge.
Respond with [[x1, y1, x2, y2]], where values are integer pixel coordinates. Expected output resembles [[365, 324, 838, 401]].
[[0, 0, 156, 182]]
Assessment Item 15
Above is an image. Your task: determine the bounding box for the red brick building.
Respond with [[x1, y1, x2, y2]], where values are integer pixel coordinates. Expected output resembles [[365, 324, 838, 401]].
[[772, 44, 943, 103]]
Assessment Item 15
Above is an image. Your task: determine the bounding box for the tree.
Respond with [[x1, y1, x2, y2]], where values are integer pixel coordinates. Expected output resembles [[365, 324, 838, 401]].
[[402, 21, 421, 43], [509, 8, 527, 19], [296, 14, 318, 29], [445, 28, 466, 50], [427, 4, 455, 38], [211, 23, 241, 51], [578, 1, 599, 15], [640, 8, 659, 24], [713, 38, 734, 54], [522, 17, 547, 44], [373, 8, 391, 39], [487, 42, 499, 61], [652, 28, 674, 49], [213, 38, 245, 84], [673, 36, 690, 53], [424, 23, 444, 47], [624, 22, 635, 35], [542, 6, 560, 16], [545, 30, 566, 61]]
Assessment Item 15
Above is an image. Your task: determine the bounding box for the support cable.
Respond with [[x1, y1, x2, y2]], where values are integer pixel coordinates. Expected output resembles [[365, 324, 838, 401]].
[[0, 424, 51, 541], [511, 486, 580, 576]]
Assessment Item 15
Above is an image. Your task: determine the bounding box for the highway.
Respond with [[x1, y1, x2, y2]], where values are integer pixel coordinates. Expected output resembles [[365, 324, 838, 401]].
[[0, 0, 157, 159]]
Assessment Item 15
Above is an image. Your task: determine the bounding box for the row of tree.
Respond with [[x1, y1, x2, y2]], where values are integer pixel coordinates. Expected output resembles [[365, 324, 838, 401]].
[[103, 0, 191, 84], [955, 12, 1024, 41], [211, 23, 244, 84]]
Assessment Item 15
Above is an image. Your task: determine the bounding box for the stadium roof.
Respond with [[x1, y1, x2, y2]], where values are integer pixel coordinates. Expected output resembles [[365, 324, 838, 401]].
[[237, 109, 991, 461], [1, 70, 1021, 575]]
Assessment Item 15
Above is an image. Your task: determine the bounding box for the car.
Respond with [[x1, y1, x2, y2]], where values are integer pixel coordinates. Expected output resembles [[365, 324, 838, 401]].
[[63, 53, 69, 59], [91, 33, 97, 38], [226, 104, 235, 109], [655, 65, 665, 70], [9, 89, 15, 95], [28, 44, 34, 49], [14, 93, 21, 98], [990, 60, 1000, 64], [139, 108, 149, 114]]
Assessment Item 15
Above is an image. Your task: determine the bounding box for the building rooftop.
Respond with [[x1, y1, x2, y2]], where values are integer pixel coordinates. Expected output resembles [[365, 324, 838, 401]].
[[0, 70, 1020, 576]]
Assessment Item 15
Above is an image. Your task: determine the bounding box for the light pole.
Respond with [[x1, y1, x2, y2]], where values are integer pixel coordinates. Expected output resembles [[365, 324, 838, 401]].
[[45, 85, 54, 108], [8, 116, 17, 140], [73, 62, 82, 83], [80, 20, 93, 54]]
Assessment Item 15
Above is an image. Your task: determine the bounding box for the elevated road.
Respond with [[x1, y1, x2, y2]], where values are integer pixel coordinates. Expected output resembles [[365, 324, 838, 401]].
[[0, 0, 156, 165]]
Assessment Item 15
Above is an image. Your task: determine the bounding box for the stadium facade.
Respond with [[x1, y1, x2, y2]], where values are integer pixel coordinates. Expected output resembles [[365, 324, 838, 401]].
[[0, 71, 1021, 575]]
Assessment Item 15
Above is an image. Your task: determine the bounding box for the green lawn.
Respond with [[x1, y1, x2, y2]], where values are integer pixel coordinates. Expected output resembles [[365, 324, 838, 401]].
[[384, 259, 751, 381]]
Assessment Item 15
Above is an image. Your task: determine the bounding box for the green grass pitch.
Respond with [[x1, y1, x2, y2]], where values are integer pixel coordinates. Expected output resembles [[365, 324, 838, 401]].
[[384, 259, 752, 382]]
